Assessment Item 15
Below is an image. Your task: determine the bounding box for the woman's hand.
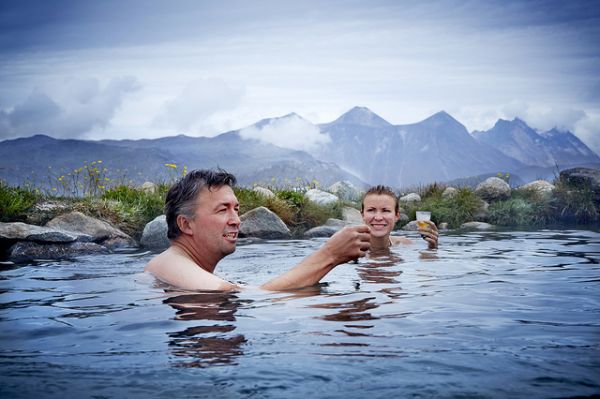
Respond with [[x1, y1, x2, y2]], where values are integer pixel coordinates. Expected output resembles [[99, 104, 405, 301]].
[[418, 221, 439, 249]]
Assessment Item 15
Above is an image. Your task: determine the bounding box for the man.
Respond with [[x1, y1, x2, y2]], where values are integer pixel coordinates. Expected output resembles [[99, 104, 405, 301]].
[[145, 169, 371, 291]]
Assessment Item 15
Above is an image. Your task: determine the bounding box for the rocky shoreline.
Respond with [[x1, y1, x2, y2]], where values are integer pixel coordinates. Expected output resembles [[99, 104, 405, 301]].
[[1, 167, 598, 263]]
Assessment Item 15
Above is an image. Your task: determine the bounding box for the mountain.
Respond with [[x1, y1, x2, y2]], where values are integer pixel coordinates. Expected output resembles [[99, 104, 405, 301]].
[[0, 118, 367, 190], [473, 118, 600, 167], [542, 128, 600, 165], [2, 107, 598, 192], [316, 108, 524, 188], [0, 134, 174, 188]]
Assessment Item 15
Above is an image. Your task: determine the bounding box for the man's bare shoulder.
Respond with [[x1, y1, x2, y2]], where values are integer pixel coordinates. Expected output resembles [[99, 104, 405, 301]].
[[145, 247, 236, 291]]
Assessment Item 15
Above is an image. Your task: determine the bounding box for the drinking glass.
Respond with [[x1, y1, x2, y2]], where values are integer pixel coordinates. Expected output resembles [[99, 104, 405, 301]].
[[416, 211, 431, 228]]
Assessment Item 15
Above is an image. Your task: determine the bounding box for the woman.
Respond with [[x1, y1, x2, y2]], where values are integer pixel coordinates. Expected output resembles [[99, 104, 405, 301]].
[[361, 185, 439, 251]]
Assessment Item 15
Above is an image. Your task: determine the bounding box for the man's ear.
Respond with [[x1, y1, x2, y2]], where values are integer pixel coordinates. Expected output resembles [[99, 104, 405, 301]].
[[177, 214, 194, 235]]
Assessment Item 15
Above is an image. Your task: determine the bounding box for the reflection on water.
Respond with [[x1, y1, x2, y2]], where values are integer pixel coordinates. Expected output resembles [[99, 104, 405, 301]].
[[164, 291, 248, 368], [0, 230, 599, 398]]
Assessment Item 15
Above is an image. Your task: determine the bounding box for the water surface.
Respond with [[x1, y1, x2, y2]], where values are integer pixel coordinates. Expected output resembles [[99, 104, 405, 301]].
[[1, 229, 599, 398]]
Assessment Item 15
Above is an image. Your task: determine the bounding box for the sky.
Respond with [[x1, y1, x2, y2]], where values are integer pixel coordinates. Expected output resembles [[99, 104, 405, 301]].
[[1, 0, 600, 153]]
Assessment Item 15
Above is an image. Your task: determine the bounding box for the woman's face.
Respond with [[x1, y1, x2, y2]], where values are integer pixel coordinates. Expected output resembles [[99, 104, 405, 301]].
[[361, 194, 400, 238]]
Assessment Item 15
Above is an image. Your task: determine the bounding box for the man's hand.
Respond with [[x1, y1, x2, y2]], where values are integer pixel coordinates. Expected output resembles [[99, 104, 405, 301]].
[[417, 221, 439, 249], [321, 225, 372, 265]]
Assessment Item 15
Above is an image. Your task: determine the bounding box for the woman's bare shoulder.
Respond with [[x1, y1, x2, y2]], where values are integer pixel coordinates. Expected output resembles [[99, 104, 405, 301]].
[[391, 235, 413, 245]]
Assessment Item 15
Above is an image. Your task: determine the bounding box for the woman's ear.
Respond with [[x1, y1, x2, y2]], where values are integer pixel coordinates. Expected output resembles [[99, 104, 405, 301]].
[[176, 214, 194, 235]]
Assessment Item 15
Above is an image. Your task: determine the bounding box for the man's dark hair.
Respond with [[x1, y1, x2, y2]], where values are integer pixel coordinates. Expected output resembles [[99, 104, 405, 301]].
[[165, 169, 237, 239], [361, 185, 399, 213]]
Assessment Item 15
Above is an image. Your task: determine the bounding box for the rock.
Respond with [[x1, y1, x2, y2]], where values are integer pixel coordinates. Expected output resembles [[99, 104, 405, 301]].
[[239, 206, 291, 239], [9, 241, 109, 263], [399, 193, 421, 203], [474, 201, 489, 221], [139, 182, 159, 195], [140, 215, 169, 249], [328, 181, 361, 201], [518, 180, 555, 195], [46, 211, 135, 248], [25, 200, 73, 225], [401, 221, 419, 231], [475, 177, 511, 202], [398, 213, 409, 224], [253, 186, 275, 198], [560, 167, 600, 204], [305, 189, 339, 206], [460, 222, 494, 230], [442, 187, 458, 199], [304, 225, 340, 238], [325, 218, 346, 227], [342, 207, 363, 225], [0, 222, 81, 243]]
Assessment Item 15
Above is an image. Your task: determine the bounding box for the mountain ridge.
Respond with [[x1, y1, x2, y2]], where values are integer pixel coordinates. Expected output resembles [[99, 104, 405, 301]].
[[1, 108, 598, 191]]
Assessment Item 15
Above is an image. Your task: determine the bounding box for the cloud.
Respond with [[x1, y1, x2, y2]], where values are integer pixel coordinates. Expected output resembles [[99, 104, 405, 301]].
[[501, 101, 587, 132], [574, 113, 600, 155], [0, 76, 140, 139], [153, 78, 244, 133], [239, 113, 330, 152]]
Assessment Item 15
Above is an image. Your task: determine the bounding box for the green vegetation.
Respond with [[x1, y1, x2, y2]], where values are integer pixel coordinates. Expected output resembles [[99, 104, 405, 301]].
[[235, 187, 343, 237], [1, 161, 598, 237], [400, 185, 481, 228], [0, 182, 40, 222]]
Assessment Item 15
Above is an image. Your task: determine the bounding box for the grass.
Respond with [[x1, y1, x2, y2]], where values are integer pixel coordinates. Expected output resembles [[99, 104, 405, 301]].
[[2, 162, 598, 237], [402, 186, 482, 228], [235, 187, 343, 237], [0, 181, 40, 222]]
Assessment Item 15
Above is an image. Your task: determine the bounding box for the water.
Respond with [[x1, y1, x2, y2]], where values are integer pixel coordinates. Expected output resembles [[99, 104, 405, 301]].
[[1, 229, 599, 398]]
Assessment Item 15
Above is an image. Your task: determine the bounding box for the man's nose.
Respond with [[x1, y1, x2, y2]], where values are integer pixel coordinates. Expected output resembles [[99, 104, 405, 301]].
[[229, 210, 241, 225]]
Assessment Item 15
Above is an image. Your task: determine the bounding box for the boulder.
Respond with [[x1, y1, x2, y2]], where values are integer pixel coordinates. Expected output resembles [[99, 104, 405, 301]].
[[46, 211, 135, 248], [398, 213, 409, 224], [305, 189, 339, 206], [325, 218, 346, 228], [518, 180, 555, 195], [460, 222, 494, 230], [304, 225, 340, 238], [253, 186, 275, 198], [442, 187, 458, 199], [475, 177, 511, 202], [9, 241, 109, 263], [139, 182, 159, 195], [474, 201, 489, 221], [328, 181, 362, 201], [25, 200, 73, 225], [342, 206, 363, 225], [560, 167, 600, 204], [399, 193, 421, 203], [140, 215, 169, 249], [239, 207, 291, 239], [0, 222, 81, 243], [401, 220, 419, 231]]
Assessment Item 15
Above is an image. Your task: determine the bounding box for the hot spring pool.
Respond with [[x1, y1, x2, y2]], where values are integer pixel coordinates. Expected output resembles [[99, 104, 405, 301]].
[[1, 229, 599, 398]]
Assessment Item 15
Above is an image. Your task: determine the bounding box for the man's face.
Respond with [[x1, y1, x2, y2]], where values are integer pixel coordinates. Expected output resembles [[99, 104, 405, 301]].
[[361, 194, 399, 238], [188, 185, 240, 261]]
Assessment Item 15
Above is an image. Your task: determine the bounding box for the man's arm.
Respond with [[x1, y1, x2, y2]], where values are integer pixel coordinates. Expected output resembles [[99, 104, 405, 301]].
[[260, 225, 371, 291]]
